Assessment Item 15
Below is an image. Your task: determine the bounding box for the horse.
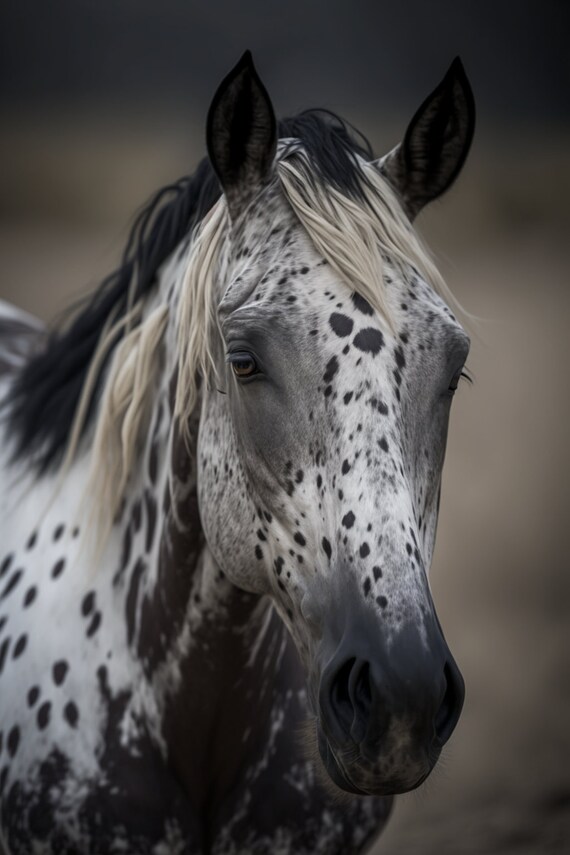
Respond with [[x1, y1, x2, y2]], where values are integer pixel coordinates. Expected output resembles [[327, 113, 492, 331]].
[[0, 51, 475, 854]]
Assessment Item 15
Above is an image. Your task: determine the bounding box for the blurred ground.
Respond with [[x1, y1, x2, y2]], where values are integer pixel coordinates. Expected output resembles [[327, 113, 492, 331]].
[[1, 114, 569, 853]]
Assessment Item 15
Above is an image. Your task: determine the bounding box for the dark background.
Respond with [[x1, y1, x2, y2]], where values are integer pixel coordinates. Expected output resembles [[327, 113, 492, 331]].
[[1, 2, 569, 852], [2, 0, 569, 120]]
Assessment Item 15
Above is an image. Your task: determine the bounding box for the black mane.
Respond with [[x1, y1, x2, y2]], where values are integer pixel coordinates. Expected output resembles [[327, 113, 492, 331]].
[[6, 110, 374, 473]]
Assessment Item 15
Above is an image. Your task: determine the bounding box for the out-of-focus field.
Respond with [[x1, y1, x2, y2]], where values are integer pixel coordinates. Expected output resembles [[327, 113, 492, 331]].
[[1, 116, 569, 853]]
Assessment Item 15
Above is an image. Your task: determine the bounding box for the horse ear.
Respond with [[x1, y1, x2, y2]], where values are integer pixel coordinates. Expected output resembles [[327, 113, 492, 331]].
[[207, 51, 277, 219], [379, 58, 475, 220]]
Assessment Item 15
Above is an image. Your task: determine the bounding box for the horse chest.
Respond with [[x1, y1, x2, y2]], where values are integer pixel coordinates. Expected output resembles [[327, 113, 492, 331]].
[[207, 689, 393, 855]]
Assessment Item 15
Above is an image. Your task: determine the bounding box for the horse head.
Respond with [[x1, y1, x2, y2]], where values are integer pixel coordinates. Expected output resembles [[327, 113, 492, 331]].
[[188, 52, 474, 797]]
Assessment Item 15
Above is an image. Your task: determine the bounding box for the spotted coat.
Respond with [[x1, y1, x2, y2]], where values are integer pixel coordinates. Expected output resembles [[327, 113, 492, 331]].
[[0, 52, 475, 855]]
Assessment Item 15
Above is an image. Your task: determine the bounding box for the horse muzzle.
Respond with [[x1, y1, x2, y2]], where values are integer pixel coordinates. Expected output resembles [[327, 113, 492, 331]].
[[313, 600, 465, 796]]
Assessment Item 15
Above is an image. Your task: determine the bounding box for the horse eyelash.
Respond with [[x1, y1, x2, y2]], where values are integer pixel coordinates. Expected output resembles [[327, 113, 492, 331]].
[[460, 368, 473, 385]]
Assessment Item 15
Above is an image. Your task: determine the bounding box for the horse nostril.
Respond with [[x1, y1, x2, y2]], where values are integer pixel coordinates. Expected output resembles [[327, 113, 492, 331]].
[[351, 661, 372, 717], [329, 658, 374, 742], [434, 661, 464, 745], [330, 657, 355, 736], [349, 660, 373, 743]]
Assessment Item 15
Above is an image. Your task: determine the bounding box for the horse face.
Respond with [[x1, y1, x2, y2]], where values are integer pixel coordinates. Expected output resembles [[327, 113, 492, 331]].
[[197, 186, 468, 794], [197, 52, 474, 795]]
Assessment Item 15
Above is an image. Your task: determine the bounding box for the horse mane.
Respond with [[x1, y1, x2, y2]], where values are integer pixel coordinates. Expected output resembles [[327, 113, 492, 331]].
[[5, 158, 221, 474], [6, 110, 451, 489]]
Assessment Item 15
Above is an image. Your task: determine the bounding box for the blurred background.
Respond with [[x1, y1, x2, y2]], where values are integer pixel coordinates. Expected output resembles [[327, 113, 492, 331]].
[[1, 1, 569, 851]]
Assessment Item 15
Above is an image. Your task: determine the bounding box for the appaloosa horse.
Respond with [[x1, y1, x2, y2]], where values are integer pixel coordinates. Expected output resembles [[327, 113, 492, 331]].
[[0, 52, 475, 854]]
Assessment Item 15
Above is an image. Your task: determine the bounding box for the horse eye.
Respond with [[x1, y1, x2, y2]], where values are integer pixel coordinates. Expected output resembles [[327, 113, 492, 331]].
[[448, 370, 461, 393], [231, 355, 257, 378], [448, 368, 471, 394]]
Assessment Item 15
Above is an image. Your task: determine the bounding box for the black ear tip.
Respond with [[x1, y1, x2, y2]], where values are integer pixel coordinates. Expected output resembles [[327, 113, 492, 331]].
[[447, 57, 470, 87], [237, 49, 255, 70], [446, 57, 474, 105]]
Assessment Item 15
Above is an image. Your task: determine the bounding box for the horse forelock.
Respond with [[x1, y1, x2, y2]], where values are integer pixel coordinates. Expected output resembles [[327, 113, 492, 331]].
[[173, 141, 460, 435]]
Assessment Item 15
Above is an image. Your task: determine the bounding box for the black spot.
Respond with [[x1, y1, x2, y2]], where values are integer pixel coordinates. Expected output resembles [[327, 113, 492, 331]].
[[351, 293, 374, 315], [263, 511, 272, 523], [52, 660, 69, 686], [51, 559, 65, 579], [114, 524, 133, 587], [353, 327, 384, 355], [343, 392, 353, 405], [379, 437, 389, 452], [12, 634, 27, 659], [323, 356, 339, 383], [341, 459, 351, 475], [360, 543, 370, 558], [395, 346, 406, 370], [406, 542, 412, 555], [0, 638, 9, 675], [144, 490, 157, 554], [274, 556, 284, 576], [131, 500, 142, 533], [255, 544, 263, 560], [373, 565, 382, 581], [1, 569, 23, 601], [26, 531, 38, 550], [322, 537, 332, 561], [63, 701, 79, 728], [324, 385, 332, 398], [37, 702, 51, 730], [125, 558, 146, 649], [370, 397, 389, 416], [23, 586, 37, 608], [329, 313, 353, 338], [295, 469, 304, 484], [53, 524, 65, 542], [7, 726, 19, 757], [86, 611, 102, 638], [0, 554, 13, 579], [81, 591, 95, 617], [363, 577, 371, 596], [27, 686, 40, 707], [256, 529, 267, 542], [342, 511, 355, 529], [294, 532, 306, 547], [377, 595, 388, 609], [0, 617, 6, 635], [148, 441, 159, 485]]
